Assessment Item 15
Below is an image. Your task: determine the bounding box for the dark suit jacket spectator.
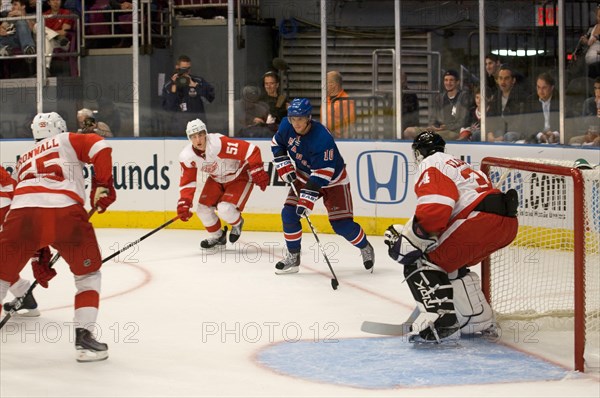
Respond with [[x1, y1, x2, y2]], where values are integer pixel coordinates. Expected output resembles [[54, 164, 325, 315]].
[[524, 91, 560, 143]]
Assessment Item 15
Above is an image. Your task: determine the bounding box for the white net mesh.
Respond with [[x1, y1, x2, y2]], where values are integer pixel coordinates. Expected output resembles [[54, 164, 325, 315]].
[[484, 157, 599, 371]]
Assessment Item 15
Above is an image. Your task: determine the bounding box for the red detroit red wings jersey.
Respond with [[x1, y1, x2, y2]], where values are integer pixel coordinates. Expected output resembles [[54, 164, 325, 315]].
[[414, 152, 497, 234], [11, 133, 112, 209], [178, 133, 262, 201]]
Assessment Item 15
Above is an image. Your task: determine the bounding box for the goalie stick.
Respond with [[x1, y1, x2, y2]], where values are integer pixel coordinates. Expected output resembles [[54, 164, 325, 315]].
[[0, 215, 179, 329], [361, 306, 420, 336]]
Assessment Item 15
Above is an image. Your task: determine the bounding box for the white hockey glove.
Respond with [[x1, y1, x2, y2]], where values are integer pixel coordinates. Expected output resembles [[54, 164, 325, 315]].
[[386, 218, 437, 265]]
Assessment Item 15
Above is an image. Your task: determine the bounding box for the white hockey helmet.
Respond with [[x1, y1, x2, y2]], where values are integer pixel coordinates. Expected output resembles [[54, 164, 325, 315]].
[[186, 119, 207, 140], [31, 112, 67, 140]]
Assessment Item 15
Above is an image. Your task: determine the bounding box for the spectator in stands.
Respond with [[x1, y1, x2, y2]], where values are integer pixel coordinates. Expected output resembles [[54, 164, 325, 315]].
[[569, 123, 600, 146], [581, 5, 600, 79], [322, 70, 355, 138], [76, 108, 113, 137], [97, 97, 121, 134], [458, 85, 484, 141], [109, 0, 133, 47], [401, 71, 420, 133], [62, 0, 80, 15], [484, 53, 501, 99], [42, 0, 73, 73], [162, 54, 215, 137], [582, 77, 600, 117], [0, 0, 35, 59], [234, 85, 272, 138], [404, 69, 472, 141], [258, 70, 289, 131], [524, 72, 560, 144], [486, 65, 527, 142]]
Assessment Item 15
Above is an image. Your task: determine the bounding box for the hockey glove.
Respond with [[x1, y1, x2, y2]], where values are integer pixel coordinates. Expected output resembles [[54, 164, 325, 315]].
[[296, 188, 319, 217], [91, 177, 116, 213], [31, 246, 56, 288], [177, 198, 193, 222], [274, 155, 296, 184], [384, 224, 403, 258], [249, 164, 269, 191], [388, 218, 437, 265]]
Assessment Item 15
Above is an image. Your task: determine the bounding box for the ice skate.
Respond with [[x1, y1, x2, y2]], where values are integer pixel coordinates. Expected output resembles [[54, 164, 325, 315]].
[[200, 226, 228, 249], [360, 242, 375, 272], [229, 218, 244, 243], [408, 321, 461, 344], [75, 328, 109, 362], [275, 251, 300, 274], [2, 293, 40, 317]]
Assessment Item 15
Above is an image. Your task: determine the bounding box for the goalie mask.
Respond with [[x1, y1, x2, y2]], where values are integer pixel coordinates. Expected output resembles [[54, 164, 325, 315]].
[[186, 119, 207, 140], [412, 131, 446, 164], [31, 112, 67, 140]]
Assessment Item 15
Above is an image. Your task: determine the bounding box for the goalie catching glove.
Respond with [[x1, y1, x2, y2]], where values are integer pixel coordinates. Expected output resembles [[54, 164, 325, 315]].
[[177, 198, 193, 222], [274, 155, 296, 184], [384, 217, 437, 265], [31, 246, 56, 288], [249, 164, 269, 191], [90, 177, 116, 213]]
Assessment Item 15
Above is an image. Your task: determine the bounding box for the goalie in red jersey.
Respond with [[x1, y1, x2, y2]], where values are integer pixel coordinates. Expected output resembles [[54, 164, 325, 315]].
[[176, 119, 269, 248], [0, 112, 116, 362], [384, 131, 518, 344]]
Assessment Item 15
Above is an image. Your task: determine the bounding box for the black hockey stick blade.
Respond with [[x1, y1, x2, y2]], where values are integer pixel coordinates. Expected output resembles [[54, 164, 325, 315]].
[[360, 321, 413, 336], [331, 278, 339, 290]]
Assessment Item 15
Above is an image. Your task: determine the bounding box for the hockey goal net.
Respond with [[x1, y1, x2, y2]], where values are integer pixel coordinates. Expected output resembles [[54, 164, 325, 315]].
[[480, 157, 599, 372]]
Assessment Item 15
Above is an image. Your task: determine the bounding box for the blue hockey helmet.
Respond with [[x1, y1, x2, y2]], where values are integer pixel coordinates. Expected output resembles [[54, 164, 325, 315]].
[[287, 98, 312, 117]]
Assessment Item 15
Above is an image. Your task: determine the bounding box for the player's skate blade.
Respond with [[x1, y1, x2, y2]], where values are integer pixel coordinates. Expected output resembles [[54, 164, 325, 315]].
[[2, 294, 40, 317], [229, 218, 244, 243], [409, 322, 461, 344], [360, 242, 375, 272], [75, 328, 109, 363], [200, 226, 228, 249], [275, 252, 300, 274]]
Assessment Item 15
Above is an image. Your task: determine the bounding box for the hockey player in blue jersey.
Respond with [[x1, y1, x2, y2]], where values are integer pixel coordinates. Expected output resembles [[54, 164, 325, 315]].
[[271, 98, 375, 274]]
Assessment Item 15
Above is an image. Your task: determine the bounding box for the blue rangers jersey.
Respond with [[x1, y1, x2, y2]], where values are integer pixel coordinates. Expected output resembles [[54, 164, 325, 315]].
[[271, 117, 348, 189]]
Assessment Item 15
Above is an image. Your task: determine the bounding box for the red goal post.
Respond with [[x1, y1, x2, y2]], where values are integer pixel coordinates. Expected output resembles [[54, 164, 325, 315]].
[[480, 156, 599, 372]]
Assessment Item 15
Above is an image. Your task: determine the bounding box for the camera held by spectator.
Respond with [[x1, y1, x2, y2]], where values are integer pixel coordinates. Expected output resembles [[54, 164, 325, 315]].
[[77, 108, 113, 137], [175, 67, 191, 89], [83, 117, 96, 131]]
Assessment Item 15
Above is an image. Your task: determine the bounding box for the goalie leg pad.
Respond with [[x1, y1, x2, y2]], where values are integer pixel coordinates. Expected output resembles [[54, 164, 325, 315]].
[[449, 269, 496, 334], [403, 262, 460, 342]]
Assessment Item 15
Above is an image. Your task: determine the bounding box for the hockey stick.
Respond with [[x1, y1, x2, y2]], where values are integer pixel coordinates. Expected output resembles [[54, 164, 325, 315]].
[[99, 215, 179, 263], [290, 184, 339, 290], [361, 306, 420, 336], [0, 215, 179, 329]]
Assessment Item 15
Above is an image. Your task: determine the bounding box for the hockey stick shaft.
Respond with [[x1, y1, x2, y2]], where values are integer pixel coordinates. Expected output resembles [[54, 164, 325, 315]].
[[0, 215, 178, 329], [101, 216, 179, 263], [290, 184, 339, 289]]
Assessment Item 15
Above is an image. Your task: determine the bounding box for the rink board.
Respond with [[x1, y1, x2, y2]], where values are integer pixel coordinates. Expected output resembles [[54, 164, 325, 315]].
[[0, 138, 597, 234], [256, 336, 577, 389]]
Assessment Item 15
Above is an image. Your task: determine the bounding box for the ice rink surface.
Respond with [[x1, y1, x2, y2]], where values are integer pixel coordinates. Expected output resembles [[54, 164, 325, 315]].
[[1, 227, 599, 397]]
